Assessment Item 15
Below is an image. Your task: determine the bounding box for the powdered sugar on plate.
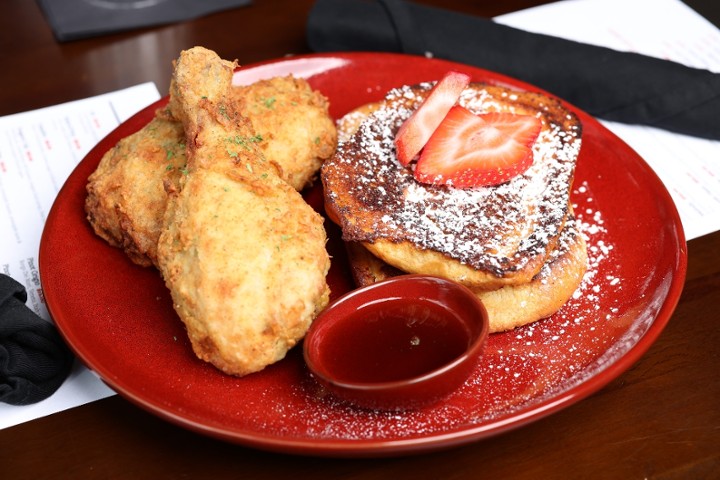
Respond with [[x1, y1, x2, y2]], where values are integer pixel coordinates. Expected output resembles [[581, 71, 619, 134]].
[[231, 96, 633, 443]]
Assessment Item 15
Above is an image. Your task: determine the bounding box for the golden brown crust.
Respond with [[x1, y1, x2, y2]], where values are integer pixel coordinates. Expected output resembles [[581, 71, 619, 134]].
[[85, 113, 186, 267], [84, 47, 331, 377], [347, 217, 587, 333], [474, 219, 587, 332], [322, 82, 582, 289], [335, 102, 383, 143], [155, 46, 331, 377], [158, 169, 331, 375], [86, 62, 336, 268], [230, 75, 337, 191], [329, 81, 586, 331], [362, 236, 552, 290]]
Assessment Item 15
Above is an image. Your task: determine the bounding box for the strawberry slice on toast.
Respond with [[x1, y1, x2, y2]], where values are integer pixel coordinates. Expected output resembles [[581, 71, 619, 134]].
[[414, 107, 542, 188], [394, 71, 471, 166]]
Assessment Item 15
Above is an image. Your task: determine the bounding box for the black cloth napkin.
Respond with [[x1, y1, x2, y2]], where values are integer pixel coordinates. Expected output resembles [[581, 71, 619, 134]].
[[307, 0, 720, 140], [0, 274, 73, 405]]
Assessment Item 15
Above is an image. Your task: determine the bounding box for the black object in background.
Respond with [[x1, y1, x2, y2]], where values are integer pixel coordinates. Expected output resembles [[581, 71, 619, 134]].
[[0, 274, 74, 405], [684, 0, 720, 28], [37, 0, 252, 42], [307, 0, 720, 140]]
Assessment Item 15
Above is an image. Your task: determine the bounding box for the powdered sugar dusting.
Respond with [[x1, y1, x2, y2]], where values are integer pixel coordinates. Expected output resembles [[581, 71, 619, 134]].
[[239, 178, 626, 442], [449, 180, 625, 421], [207, 135, 651, 448], [323, 82, 582, 277], [222, 85, 650, 444]]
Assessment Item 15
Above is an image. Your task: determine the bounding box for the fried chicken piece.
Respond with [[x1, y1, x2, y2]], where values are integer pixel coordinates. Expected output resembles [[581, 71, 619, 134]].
[[86, 61, 336, 268], [157, 47, 330, 376], [230, 75, 337, 190], [85, 109, 186, 267]]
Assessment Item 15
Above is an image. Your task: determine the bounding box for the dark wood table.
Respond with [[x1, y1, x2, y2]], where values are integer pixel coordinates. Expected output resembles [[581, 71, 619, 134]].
[[2, 1, 719, 478]]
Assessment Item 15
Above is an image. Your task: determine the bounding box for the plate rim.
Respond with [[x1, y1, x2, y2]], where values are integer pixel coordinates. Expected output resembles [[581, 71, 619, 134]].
[[40, 51, 688, 457]]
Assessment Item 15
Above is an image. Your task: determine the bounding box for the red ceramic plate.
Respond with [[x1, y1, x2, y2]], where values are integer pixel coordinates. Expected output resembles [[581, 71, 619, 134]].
[[40, 53, 687, 457]]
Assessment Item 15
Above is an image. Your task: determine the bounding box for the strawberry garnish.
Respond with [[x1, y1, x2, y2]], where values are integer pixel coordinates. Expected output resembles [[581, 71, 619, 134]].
[[395, 71, 471, 166], [414, 107, 541, 188]]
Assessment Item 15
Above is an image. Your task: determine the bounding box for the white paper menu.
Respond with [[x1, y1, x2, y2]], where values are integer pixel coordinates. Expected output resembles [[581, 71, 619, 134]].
[[2, 0, 720, 431], [0, 83, 160, 429], [496, 0, 720, 240]]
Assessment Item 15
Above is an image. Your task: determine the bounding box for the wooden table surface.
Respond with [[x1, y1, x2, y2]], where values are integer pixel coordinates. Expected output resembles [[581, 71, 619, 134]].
[[2, 1, 719, 478]]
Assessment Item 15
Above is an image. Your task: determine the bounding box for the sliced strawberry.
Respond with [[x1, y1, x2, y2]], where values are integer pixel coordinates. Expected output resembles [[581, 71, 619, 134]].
[[477, 112, 543, 149], [414, 107, 541, 188], [395, 71, 471, 166]]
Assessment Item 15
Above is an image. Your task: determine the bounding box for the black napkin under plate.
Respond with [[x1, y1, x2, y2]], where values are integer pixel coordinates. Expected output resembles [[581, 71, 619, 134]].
[[0, 274, 73, 405], [37, 0, 252, 42], [307, 0, 720, 140]]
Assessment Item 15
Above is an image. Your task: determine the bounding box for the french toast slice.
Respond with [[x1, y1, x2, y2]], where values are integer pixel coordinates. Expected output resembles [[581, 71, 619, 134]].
[[345, 215, 588, 333], [322, 81, 583, 290]]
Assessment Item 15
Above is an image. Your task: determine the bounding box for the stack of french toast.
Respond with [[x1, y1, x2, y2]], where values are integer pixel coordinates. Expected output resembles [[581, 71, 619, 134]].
[[322, 72, 587, 333]]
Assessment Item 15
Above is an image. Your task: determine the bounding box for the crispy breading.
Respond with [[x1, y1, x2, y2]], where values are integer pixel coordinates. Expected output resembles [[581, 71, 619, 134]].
[[86, 61, 336, 268], [231, 75, 337, 191], [156, 47, 330, 376], [85, 109, 186, 267]]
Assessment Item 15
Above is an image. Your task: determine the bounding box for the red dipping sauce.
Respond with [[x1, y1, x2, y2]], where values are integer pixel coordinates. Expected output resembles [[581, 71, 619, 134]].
[[318, 300, 471, 383], [304, 275, 489, 411]]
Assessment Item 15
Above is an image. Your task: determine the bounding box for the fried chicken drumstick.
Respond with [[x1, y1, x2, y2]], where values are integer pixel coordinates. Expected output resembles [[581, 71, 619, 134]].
[[153, 47, 331, 376], [86, 47, 334, 376], [86, 56, 336, 268]]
